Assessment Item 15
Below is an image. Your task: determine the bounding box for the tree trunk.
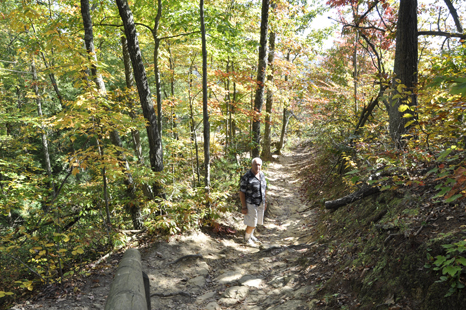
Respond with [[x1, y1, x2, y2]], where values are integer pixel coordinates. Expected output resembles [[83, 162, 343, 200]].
[[277, 52, 291, 155], [121, 35, 154, 200], [110, 131, 143, 230], [167, 41, 179, 140], [31, 58, 56, 200], [386, 0, 418, 148], [121, 35, 143, 163], [277, 108, 289, 155], [115, 0, 164, 180], [261, 31, 275, 161], [200, 0, 210, 191], [152, 0, 163, 136], [188, 59, 200, 187], [251, 0, 270, 158], [80, 0, 106, 93], [225, 59, 230, 151]]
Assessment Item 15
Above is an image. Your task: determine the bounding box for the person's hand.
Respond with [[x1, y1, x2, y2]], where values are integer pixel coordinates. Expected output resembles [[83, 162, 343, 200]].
[[241, 207, 247, 214]]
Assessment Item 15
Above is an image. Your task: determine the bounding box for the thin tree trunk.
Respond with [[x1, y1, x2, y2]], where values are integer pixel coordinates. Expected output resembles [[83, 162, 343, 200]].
[[225, 59, 230, 151], [277, 108, 289, 155], [167, 41, 179, 140], [231, 62, 237, 150], [353, 32, 358, 114], [251, 0, 270, 158], [95, 135, 111, 226], [110, 131, 143, 229], [200, 0, 210, 191], [277, 52, 291, 154], [261, 31, 275, 161], [31, 58, 56, 200], [188, 59, 200, 187], [153, 0, 163, 135]]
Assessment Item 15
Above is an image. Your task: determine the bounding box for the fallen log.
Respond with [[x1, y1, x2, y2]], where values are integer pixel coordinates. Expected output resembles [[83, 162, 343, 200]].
[[105, 249, 151, 310], [325, 187, 380, 210]]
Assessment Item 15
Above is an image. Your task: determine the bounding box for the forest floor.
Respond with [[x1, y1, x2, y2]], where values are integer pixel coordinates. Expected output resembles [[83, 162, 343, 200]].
[[11, 144, 332, 310]]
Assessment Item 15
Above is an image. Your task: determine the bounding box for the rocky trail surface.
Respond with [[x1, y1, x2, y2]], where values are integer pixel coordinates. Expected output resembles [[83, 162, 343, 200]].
[[12, 146, 326, 310]]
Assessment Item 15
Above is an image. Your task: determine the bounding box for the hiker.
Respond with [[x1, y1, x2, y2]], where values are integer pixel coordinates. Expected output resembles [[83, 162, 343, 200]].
[[239, 157, 267, 247]]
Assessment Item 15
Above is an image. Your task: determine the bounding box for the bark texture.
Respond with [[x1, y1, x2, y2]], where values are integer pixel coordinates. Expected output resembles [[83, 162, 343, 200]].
[[386, 0, 418, 147], [325, 187, 380, 210], [261, 31, 275, 161], [80, 0, 106, 93], [115, 0, 163, 173], [251, 0, 270, 158], [200, 0, 210, 190]]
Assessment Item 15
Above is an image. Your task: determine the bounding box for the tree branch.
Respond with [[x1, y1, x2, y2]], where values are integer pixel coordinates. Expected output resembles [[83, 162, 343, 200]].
[[357, 0, 380, 24], [4, 253, 46, 282], [418, 30, 466, 39], [443, 0, 463, 34], [343, 24, 386, 33]]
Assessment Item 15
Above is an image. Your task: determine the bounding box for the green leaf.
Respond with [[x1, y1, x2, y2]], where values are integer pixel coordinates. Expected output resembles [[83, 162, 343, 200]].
[[434, 187, 452, 198], [426, 168, 438, 176], [380, 185, 391, 191], [437, 148, 452, 161], [456, 257, 466, 266], [445, 194, 463, 203], [443, 265, 461, 277], [434, 255, 447, 266]]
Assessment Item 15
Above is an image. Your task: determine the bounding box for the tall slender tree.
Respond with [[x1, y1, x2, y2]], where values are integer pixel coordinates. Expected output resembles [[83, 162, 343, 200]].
[[200, 0, 210, 191], [261, 30, 275, 161], [252, 0, 270, 158]]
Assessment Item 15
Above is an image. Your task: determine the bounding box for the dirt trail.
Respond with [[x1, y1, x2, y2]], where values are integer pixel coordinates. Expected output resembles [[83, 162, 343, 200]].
[[12, 145, 322, 310]]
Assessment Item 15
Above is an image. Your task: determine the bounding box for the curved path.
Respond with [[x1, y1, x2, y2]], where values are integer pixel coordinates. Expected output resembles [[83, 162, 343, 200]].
[[13, 145, 322, 310]]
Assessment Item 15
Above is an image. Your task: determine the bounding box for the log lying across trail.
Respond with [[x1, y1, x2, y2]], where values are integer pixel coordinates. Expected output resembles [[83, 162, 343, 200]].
[[325, 186, 380, 210]]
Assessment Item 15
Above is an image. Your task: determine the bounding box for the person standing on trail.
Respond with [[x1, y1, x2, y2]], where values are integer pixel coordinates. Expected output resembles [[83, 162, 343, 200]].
[[239, 157, 266, 247]]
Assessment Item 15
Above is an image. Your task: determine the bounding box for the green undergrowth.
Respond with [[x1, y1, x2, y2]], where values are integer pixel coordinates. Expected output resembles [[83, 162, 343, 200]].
[[309, 185, 466, 309]]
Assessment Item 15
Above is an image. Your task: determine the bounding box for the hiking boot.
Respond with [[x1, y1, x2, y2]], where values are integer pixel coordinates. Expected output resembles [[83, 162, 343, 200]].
[[244, 237, 258, 247]]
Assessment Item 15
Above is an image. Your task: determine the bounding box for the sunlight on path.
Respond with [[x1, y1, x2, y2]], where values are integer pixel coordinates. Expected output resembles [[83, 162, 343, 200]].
[[261, 147, 316, 248]]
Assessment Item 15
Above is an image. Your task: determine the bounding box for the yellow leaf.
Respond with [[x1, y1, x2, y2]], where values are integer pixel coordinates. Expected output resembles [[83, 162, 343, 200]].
[[58, 249, 67, 253], [76, 247, 84, 254], [38, 250, 46, 256], [398, 104, 410, 112], [45, 243, 55, 247], [0, 291, 15, 298], [72, 168, 79, 176]]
